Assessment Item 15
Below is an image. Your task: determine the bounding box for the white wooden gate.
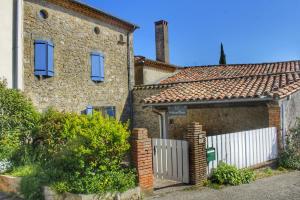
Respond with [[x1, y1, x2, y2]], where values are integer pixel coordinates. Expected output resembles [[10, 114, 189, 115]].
[[206, 127, 278, 174], [152, 138, 189, 183]]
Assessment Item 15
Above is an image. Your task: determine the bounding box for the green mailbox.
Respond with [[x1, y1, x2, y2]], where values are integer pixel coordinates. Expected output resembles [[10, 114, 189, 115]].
[[206, 147, 216, 162]]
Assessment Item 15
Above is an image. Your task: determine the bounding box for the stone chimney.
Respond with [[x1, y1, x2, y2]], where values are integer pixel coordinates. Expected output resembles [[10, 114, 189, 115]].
[[155, 20, 169, 63]]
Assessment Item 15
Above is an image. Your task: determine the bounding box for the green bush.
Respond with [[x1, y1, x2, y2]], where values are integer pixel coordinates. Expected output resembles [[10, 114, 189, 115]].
[[211, 162, 255, 186], [0, 80, 39, 166], [43, 112, 135, 194], [0, 80, 137, 198], [31, 109, 70, 163], [279, 119, 300, 170]]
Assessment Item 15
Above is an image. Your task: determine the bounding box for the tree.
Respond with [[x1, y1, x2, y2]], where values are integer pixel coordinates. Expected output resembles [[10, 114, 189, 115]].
[[219, 43, 227, 65]]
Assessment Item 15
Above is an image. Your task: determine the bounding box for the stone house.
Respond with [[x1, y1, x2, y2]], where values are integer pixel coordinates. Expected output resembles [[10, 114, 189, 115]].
[[133, 20, 300, 147], [1, 0, 139, 122]]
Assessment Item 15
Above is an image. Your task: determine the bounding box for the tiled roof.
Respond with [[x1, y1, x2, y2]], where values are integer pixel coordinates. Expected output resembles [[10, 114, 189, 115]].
[[160, 60, 300, 83], [142, 60, 300, 104]]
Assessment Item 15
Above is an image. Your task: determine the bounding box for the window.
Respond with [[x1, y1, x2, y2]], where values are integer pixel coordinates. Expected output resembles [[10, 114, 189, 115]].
[[90, 52, 104, 82], [85, 105, 93, 115], [86, 106, 116, 118], [39, 9, 49, 19], [34, 40, 54, 77], [94, 27, 100, 35]]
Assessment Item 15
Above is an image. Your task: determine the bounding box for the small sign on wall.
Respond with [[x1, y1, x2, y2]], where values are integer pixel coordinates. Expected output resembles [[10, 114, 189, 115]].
[[168, 105, 187, 116]]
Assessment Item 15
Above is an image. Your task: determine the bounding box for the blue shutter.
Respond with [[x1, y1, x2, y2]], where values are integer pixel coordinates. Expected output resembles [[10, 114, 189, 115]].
[[34, 41, 47, 76], [91, 52, 104, 82], [86, 105, 93, 115], [106, 106, 116, 118], [99, 54, 104, 80], [47, 42, 54, 76], [34, 40, 54, 77]]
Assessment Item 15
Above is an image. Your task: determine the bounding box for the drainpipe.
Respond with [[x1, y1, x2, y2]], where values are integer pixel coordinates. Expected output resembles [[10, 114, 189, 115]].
[[13, 0, 23, 90], [127, 32, 133, 130], [152, 109, 163, 138]]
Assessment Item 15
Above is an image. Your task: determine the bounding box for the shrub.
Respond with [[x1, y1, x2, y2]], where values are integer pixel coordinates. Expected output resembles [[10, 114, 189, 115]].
[[279, 119, 300, 170], [0, 80, 39, 166], [31, 109, 70, 163], [17, 110, 136, 198], [44, 112, 135, 194], [211, 162, 255, 186]]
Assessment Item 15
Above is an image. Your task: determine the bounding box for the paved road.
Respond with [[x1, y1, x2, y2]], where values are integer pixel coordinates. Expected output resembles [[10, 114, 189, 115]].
[[148, 171, 300, 200]]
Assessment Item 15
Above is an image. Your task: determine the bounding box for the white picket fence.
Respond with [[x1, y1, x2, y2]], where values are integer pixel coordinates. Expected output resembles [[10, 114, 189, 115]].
[[152, 138, 189, 183], [206, 127, 278, 175]]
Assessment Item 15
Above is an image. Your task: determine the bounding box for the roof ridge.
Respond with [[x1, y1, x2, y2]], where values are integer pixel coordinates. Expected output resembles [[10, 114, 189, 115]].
[[134, 71, 300, 90], [184, 60, 300, 68]]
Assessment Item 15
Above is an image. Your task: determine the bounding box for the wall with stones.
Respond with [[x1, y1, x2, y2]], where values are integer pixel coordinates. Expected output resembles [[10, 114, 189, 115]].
[[168, 105, 268, 139], [133, 88, 270, 139], [168, 104, 269, 139], [132, 87, 164, 138], [280, 90, 300, 134], [23, 0, 134, 121]]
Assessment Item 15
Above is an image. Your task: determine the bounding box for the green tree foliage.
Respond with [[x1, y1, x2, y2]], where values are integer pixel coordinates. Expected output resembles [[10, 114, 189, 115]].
[[219, 43, 227, 65]]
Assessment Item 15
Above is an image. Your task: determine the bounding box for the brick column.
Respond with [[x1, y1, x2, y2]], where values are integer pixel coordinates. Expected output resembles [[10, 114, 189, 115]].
[[131, 128, 153, 193], [184, 122, 207, 185], [267, 103, 282, 151]]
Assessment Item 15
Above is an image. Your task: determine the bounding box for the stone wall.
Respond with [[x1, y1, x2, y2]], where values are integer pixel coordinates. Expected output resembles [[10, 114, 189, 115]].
[[133, 88, 270, 139], [168, 104, 270, 139], [23, 0, 134, 121], [132, 87, 164, 138], [280, 90, 300, 134]]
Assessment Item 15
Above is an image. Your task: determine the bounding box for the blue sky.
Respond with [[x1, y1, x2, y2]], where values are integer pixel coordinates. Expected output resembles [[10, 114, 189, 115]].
[[79, 0, 300, 66]]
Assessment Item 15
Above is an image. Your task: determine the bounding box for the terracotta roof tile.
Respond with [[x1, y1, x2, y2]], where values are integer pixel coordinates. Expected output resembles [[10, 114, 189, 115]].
[[141, 60, 300, 104], [160, 60, 300, 83]]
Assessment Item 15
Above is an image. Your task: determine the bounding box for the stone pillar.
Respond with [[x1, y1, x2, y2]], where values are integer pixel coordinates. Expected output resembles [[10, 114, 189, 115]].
[[267, 103, 282, 151], [131, 128, 153, 193], [184, 122, 207, 185]]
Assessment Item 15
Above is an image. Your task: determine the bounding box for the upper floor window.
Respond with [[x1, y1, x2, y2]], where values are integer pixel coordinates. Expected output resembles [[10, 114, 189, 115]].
[[39, 9, 49, 20], [34, 40, 54, 77], [90, 52, 104, 82]]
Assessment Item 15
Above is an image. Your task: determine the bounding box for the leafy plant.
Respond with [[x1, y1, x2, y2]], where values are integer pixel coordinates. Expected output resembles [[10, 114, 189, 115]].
[[279, 119, 300, 170], [0, 81, 137, 198], [211, 162, 255, 186], [0, 80, 39, 166]]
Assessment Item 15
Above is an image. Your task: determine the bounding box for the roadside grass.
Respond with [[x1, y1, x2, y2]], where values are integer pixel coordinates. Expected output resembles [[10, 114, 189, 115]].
[[254, 166, 289, 179], [198, 166, 291, 190]]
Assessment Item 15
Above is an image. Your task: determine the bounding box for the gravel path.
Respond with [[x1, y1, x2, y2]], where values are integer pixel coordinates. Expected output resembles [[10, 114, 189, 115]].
[[147, 171, 300, 200]]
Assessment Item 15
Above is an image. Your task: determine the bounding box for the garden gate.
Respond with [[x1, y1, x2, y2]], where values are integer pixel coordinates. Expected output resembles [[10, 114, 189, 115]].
[[152, 138, 189, 183]]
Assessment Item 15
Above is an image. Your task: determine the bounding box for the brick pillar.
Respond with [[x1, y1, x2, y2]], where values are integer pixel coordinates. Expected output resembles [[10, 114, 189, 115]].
[[267, 103, 282, 151], [184, 122, 207, 185], [131, 128, 153, 193]]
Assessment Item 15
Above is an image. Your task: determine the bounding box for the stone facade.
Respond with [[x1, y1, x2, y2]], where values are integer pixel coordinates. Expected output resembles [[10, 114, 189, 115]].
[[168, 104, 270, 139], [133, 87, 164, 137], [280, 90, 300, 134], [23, 0, 134, 121], [133, 87, 271, 139]]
